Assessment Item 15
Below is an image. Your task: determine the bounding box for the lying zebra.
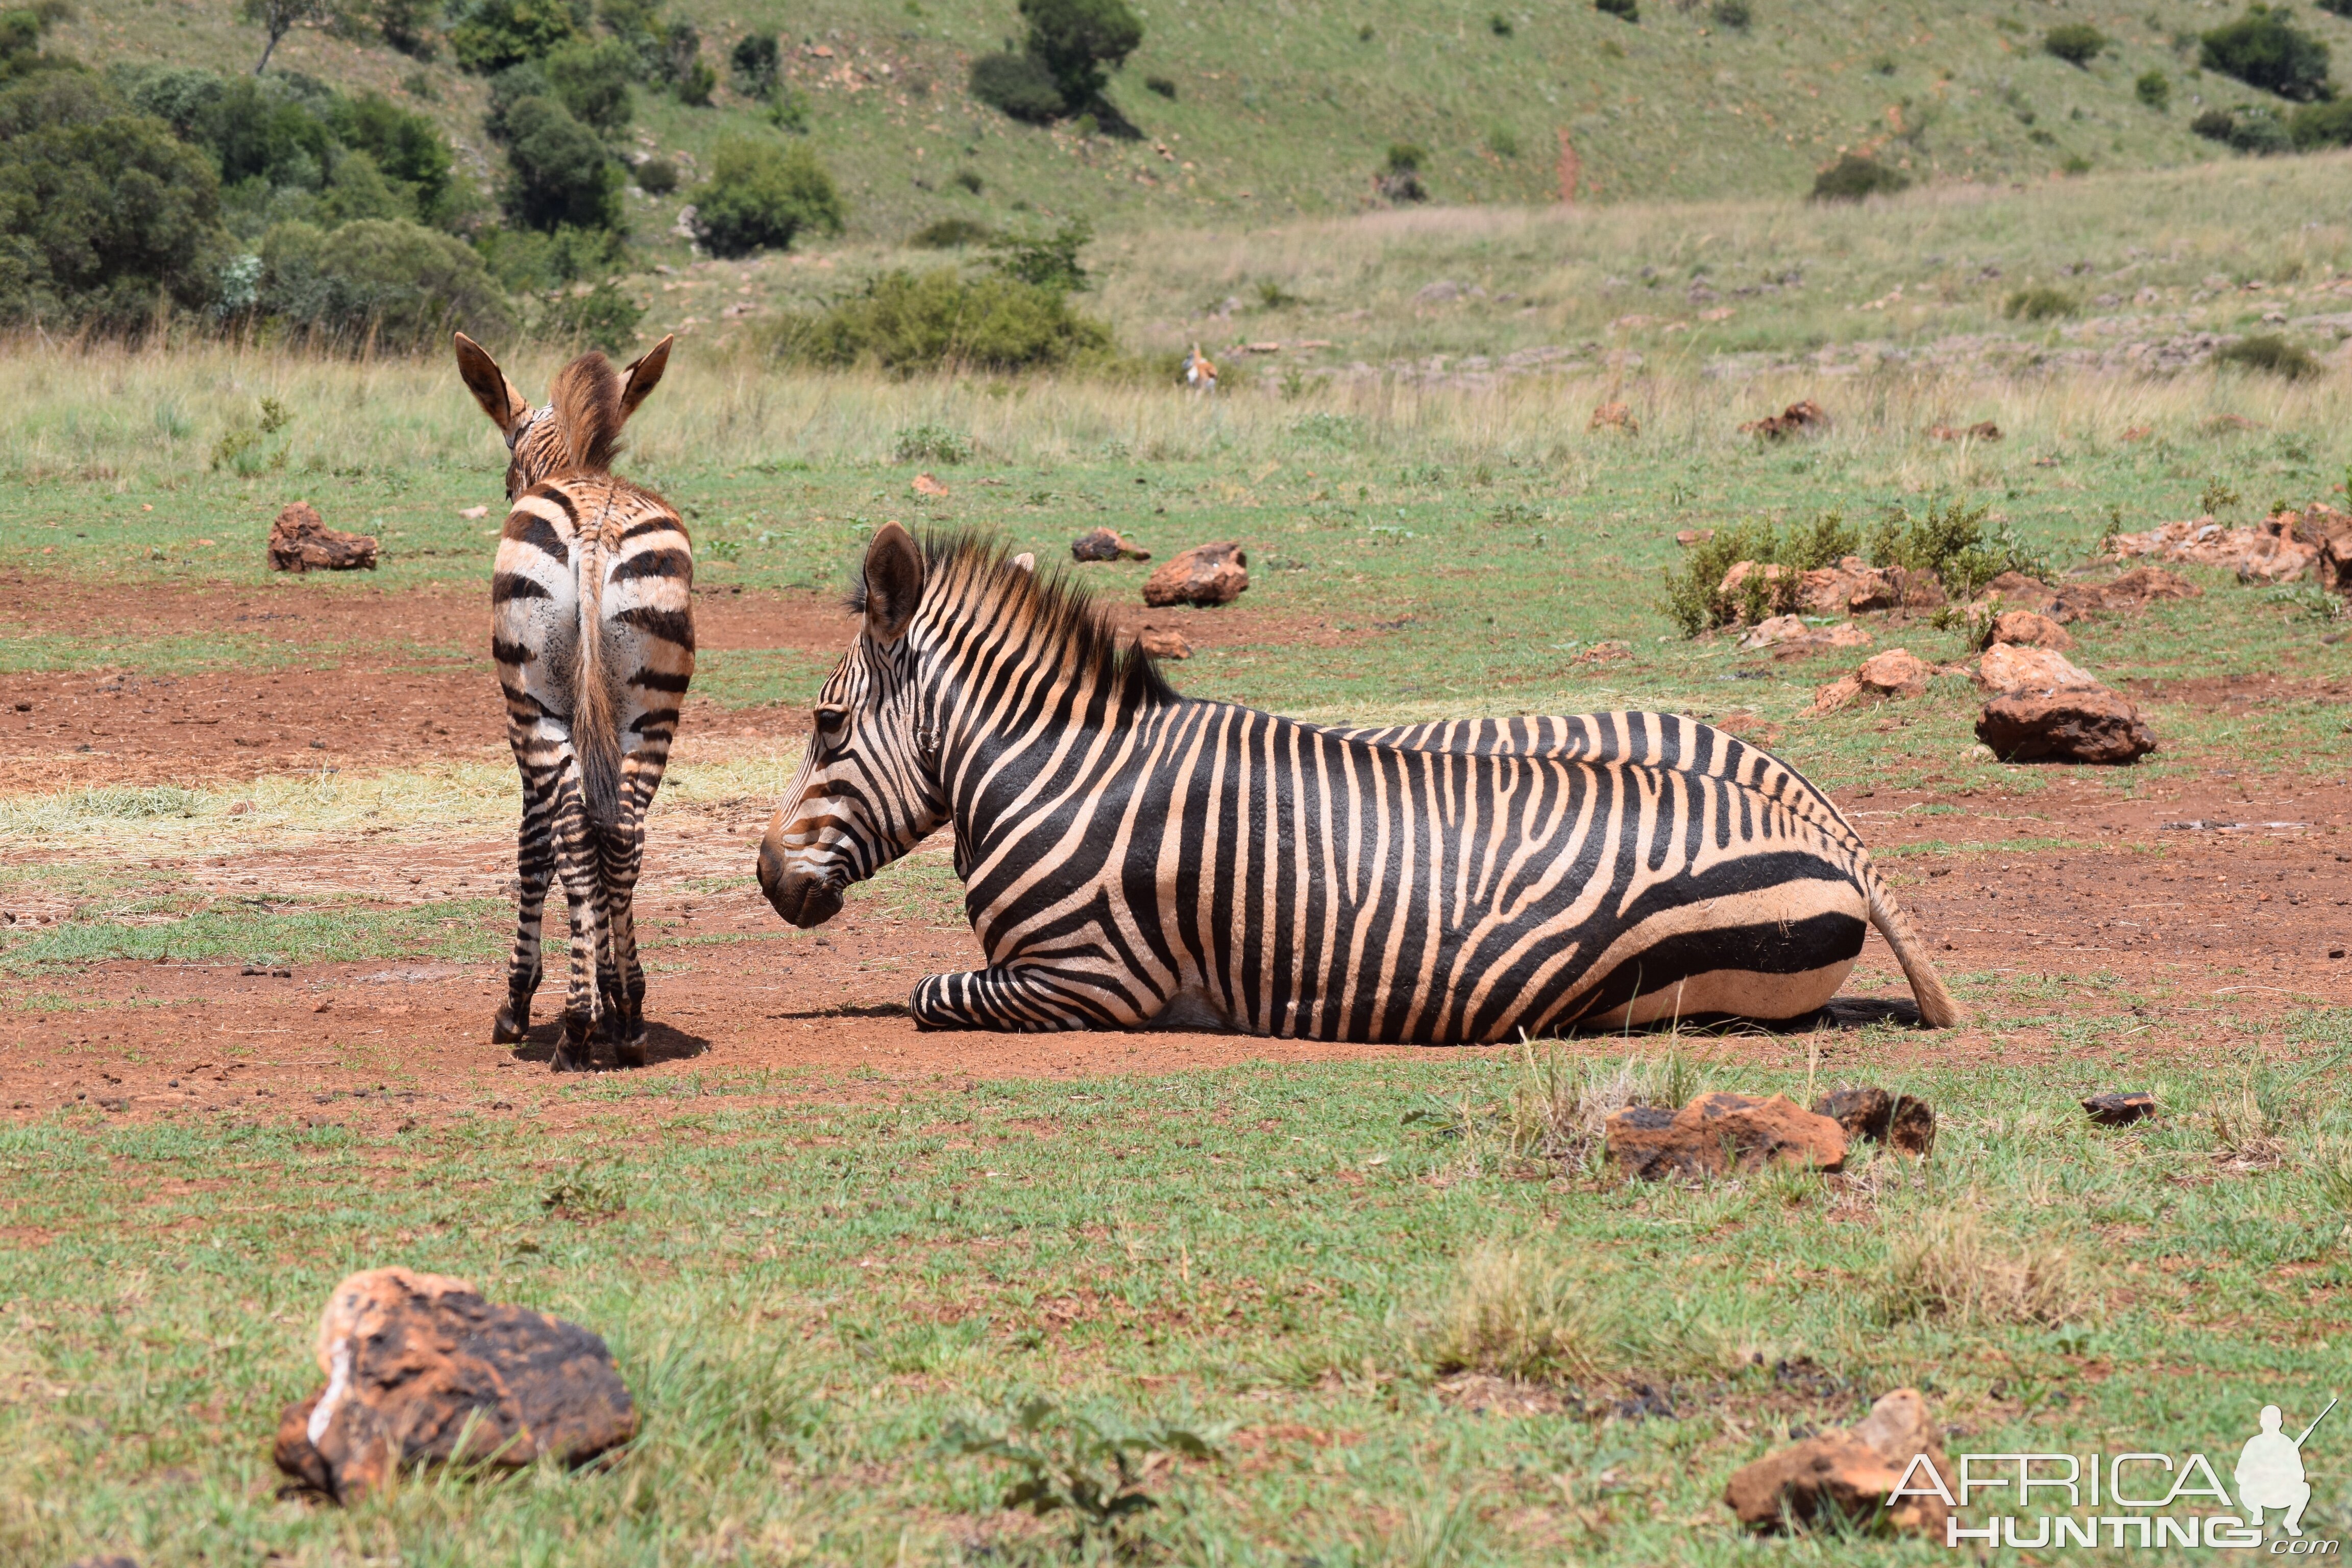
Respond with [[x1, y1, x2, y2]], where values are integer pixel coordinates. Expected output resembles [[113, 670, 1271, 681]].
[[756, 527, 1963, 1039]]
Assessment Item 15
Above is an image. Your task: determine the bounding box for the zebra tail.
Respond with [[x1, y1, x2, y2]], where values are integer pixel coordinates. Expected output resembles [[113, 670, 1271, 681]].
[[573, 541, 623, 833], [1862, 863, 1966, 1029]]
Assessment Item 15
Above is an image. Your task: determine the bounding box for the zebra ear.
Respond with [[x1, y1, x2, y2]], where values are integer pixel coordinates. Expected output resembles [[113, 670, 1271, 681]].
[[453, 332, 528, 437], [863, 522, 924, 644], [618, 334, 673, 422]]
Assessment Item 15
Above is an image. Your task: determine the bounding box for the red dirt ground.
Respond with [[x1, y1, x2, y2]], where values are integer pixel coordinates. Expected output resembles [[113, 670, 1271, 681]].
[[5, 577, 2351, 1133]]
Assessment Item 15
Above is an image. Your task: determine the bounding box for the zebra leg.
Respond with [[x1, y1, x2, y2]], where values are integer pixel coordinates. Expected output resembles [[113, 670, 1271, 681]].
[[911, 967, 1100, 1032], [550, 785, 605, 1072], [598, 813, 649, 1067], [493, 756, 560, 1044]]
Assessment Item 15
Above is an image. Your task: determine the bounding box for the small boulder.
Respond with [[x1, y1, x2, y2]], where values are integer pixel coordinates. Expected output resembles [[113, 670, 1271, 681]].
[[1739, 399, 1830, 439], [1855, 649, 1932, 697], [1976, 569, 2058, 611], [2082, 1090, 2157, 1126], [1071, 527, 1151, 563], [1724, 1387, 1950, 1537], [1799, 555, 1898, 616], [1737, 614, 1810, 649], [1812, 1087, 1935, 1156], [912, 472, 949, 498], [2051, 565, 2200, 622], [1977, 688, 2157, 764], [2290, 501, 2352, 592], [1988, 609, 2073, 650], [274, 1266, 637, 1503], [1890, 565, 1946, 609], [1674, 528, 1716, 547], [1143, 540, 1248, 607], [1926, 420, 2002, 442], [1605, 1092, 1846, 1180], [267, 502, 378, 573], [1975, 642, 2097, 695], [1717, 559, 1798, 620], [1137, 626, 1191, 659], [458, 505, 489, 521], [1588, 401, 1638, 434]]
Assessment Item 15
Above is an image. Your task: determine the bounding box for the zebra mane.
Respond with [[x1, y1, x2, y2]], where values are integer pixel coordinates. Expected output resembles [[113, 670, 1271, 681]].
[[548, 351, 624, 473], [847, 529, 1180, 712]]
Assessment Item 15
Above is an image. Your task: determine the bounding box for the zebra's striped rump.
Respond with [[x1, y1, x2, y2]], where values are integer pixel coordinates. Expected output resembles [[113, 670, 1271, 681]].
[[457, 332, 693, 1071], [758, 527, 1957, 1042]]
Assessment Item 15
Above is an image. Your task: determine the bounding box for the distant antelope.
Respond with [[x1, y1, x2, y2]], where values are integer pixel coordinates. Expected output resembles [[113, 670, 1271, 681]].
[[453, 331, 692, 1071], [1184, 342, 1217, 393]]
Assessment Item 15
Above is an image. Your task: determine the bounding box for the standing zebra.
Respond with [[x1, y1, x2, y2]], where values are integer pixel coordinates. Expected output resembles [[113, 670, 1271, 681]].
[[454, 332, 693, 1070], [756, 527, 1962, 1039]]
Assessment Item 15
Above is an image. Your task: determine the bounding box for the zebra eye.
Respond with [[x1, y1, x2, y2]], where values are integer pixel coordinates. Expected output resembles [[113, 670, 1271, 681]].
[[813, 704, 850, 743]]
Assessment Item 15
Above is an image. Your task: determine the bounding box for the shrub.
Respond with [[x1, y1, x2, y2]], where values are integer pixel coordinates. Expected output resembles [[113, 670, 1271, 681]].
[[1427, 1243, 1596, 1381], [728, 32, 777, 99], [1143, 72, 1174, 98], [970, 49, 1063, 122], [1879, 1213, 2088, 1328], [1018, 0, 1142, 108], [470, 219, 621, 286], [541, 36, 634, 134], [448, 0, 582, 75], [540, 277, 640, 351], [0, 72, 235, 331], [484, 60, 550, 141], [988, 216, 1089, 290], [2191, 103, 2294, 152], [255, 215, 512, 346], [1486, 125, 1519, 157], [374, 0, 437, 58], [1384, 141, 1425, 173], [1596, 0, 1636, 18], [1711, 0, 1750, 28], [498, 94, 623, 231], [631, 154, 675, 193], [663, 22, 714, 104], [1866, 496, 2044, 601], [909, 215, 992, 248], [2136, 68, 2171, 109], [1488, 12, 1513, 35], [1809, 151, 1907, 201], [2291, 95, 2352, 145], [2043, 23, 2108, 65], [2200, 6, 2332, 102], [1658, 512, 1858, 635], [2215, 331, 2321, 378], [770, 267, 1112, 374], [893, 423, 972, 462], [332, 91, 454, 223], [688, 136, 843, 256], [951, 167, 982, 193], [2004, 284, 2075, 321], [769, 88, 810, 132]]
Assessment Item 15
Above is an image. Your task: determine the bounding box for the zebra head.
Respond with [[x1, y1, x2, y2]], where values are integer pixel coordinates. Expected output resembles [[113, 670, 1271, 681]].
[[758, 523, 949, 928], [453, 332, 674, 498]]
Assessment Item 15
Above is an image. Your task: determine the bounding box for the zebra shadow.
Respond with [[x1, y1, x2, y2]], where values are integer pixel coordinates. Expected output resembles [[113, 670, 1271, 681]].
[[505, 1019, 713, 1070], [1597, 996, 1925, 1037]]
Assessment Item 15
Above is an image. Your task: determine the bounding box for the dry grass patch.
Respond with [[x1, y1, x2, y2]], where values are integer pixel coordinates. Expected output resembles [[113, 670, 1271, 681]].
[[1425, 1241, 1599, 1381], [1878, 1211, 2092, 1328]]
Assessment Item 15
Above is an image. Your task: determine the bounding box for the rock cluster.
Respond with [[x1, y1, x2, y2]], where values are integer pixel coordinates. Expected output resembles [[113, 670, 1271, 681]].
[[2104, 503, 2352, 586], [267, 502, 378, 573], [1738, 399, 1830, 439]]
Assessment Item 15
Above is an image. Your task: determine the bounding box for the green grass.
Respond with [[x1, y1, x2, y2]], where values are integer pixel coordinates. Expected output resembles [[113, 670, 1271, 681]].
[[3, 1050, 2348, 1562], [0, 889, 506, 973]]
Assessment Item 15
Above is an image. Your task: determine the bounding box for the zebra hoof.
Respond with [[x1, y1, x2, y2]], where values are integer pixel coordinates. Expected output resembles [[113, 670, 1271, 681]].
[[549, 1043, 591, 1072], [491, 1006, 529, 1045], [613, 1036, 647, 1069]]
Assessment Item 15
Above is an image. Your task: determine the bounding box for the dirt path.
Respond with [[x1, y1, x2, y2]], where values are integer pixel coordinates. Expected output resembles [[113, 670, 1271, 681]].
[[7, 770, 2350, 1130]]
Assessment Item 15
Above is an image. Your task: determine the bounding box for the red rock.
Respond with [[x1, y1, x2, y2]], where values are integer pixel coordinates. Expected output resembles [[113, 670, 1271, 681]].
[[911, 472, 949, 498], [2105, 512, 2318, 583], [1812, 1087, 1935, 1156], [1143, 540, 1248, 607], [1799, 555, 1898, 616], [1977, 688, 2157, 764], [1605, 1092, 1847, 1180], [1890, 565, 1945, 609], [1977, 569, 2057, 611], [1927, 420, 2002, 442], [267, 502, 378, 573], [1588, 401, 1638, 434], [1724, 1388, 1950, 1537], [1071, 527, 1151, 563], [1137, 627, 1191, 659], [1674, 527, 1716, 547], [273, 1267, 637, 1503], [2052, 565, 2201, 622], [1739, 399, 1830, 439], [1975, 642, 2096, 695], [1855, 649, 1932, 697], [1989, 609, 2072, 650], [1717, 559, 1798, 620], [2083, 1090, 2158, 1126], [2289, 501, 2352, 592]]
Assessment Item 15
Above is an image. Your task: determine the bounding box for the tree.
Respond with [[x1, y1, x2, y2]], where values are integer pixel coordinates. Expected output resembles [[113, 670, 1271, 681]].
[[969, 50, 1062, 121], [241, 0, 329, 75], [1016, 0, 1139, 110], [689, 136, 842, 255], [448, 0, 584, 76], [258, 215, 512, 346], [2043, 24, 2108, 66], [2200, 6, 2333, 103], [729, 32, 778, 99], [498, 93, 621, 230], [542, 36, 634, 133]]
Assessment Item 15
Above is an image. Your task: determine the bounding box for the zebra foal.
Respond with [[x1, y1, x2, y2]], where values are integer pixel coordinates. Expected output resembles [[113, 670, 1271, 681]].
[[757, 527, 1961, 1039], [454, 331, 693, 1070]]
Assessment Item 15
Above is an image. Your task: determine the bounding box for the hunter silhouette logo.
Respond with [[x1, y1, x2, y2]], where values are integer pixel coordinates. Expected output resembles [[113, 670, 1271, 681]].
[[2239, 1399, 2334, 1538]]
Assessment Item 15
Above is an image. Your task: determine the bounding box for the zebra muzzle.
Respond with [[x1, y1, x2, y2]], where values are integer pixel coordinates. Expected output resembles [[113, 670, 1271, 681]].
[[757, 838, 844, 929]]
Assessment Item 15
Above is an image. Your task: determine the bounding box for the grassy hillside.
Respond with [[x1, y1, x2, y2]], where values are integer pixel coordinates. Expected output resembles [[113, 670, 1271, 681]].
[[50, 0, 2352, 253]]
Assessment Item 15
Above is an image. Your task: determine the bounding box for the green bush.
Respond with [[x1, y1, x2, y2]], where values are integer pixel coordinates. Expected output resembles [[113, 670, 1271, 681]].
[[970, 50, 1063, 122], [1596, 0, 1637, 20], [1018, 0, 1141, 109], [540, 277, 640, 351], [688, 136, 843, 256], [470, 219, 622, 287], [769, 88, 811, 132], [728, 32, 777, 99], [632, 153, 675, 193], [375, 0, 438, 58], [498, 94, 622, 231], [449, 0, 583, 75], [2290, 96, 2352, 145], [1866, 497, 2044, 601], [1809, 151, 1907, 201], [2191, 103, 2294, 153], [909, 215, 992, 248], [1143, 73, 1175, 98], [893, 423, 972, 462], [0, 74, 233, 331], [2136, 68, 2171, 109], [1385, 141, 1425, 174], [988, 216, 1090, 291], [1488, 12, 1512, 35], [951, 167, 982, 193], [332, 92, 455, 223], [255, 215, 512, 346], [2043, 23, 2108, 65], [2215, 331, 2321, 378], [1486, 125, 1520, 158], [2004, 285, 2076, 321], [1658, 513, 1858, 635], [542, 36, 634, 134], [1711, 0, 1750, 28], [770, 267, 1112, 374], [2200, 6, 2333, 102]]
